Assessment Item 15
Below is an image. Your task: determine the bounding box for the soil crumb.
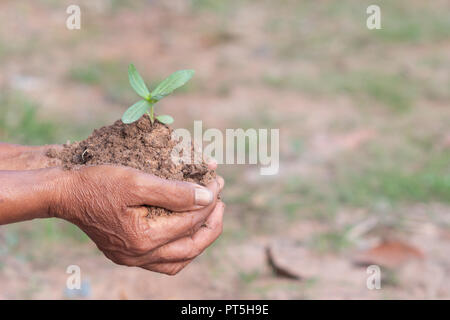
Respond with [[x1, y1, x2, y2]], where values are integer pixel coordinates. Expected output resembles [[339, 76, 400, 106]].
[[47, 115, 216, 216]]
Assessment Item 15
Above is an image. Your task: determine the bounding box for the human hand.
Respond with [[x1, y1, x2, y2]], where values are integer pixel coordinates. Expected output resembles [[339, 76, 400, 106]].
[[52, 165, 224, 275]]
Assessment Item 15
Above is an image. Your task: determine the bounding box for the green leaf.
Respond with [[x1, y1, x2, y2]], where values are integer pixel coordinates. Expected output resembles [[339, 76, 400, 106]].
[[122, 100, 151, 124], [156, 115, 174, 125], [151, 69, 195, 100], [128, 64, 150, 99]]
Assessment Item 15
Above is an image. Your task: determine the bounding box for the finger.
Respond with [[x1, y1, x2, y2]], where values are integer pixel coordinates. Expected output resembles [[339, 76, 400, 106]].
[[147, 201, 224, 263], [114, 202, 224, 266], [141, 183, 221, 247], [140, 259, 193, 276], [133, 172, 216, 211], [126, 201, 224, 265]]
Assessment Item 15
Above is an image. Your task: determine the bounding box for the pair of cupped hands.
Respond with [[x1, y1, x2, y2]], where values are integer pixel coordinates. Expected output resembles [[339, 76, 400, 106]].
[[0, 144, 224, 275]]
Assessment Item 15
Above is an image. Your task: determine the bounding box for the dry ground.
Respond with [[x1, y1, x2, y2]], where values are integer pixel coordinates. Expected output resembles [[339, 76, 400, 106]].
[[0, 0, 449, 299]]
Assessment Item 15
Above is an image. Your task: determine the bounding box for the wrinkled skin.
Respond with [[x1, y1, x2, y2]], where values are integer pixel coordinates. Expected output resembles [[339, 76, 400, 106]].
[[0, 143, 225, 275]]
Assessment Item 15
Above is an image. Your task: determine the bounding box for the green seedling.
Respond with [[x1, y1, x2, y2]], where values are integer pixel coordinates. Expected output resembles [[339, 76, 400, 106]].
[[122, 64, 194, 125]]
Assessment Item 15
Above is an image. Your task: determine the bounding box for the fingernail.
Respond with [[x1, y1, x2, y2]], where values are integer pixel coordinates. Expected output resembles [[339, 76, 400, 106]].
[[195, 187, 213, 206]]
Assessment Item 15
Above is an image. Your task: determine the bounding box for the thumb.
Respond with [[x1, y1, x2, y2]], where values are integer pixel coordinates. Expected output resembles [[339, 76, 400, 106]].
[[134, 172, 218, 212]]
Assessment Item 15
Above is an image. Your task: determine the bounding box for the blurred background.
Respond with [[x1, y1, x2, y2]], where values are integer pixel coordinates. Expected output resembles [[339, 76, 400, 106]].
[[0, 0, 449, 299]]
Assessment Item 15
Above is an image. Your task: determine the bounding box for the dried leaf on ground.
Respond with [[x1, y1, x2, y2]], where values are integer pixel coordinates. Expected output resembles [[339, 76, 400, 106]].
[[353, 240, 425, 269]]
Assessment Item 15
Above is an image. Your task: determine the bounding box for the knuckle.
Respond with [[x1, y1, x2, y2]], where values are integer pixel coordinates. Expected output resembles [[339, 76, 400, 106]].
[[140, 264, 154, 272], [173, 180, 194, 200], [208, 219, 222, 234], [187, 246, 202, 260], [129, 239, 151, 255], [165, 265, 183, 276], [172, 180, 186, 191], [105, 253, 135, 267], [165, 269, 179, 276], [120, 257, 137, 267]]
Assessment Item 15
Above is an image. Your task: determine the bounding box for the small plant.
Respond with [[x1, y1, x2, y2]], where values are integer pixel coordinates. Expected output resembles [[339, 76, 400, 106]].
[[122, 64, 194, 125]]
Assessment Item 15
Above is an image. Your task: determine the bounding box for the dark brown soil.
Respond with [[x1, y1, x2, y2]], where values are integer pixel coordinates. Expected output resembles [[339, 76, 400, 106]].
[[46, 115, 216, 216]]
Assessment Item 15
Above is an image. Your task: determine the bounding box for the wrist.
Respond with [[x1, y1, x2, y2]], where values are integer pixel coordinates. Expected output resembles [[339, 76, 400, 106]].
[[0, 167, 72, 224], [44, 167, 79, 221], [26, 167, 75, 221]]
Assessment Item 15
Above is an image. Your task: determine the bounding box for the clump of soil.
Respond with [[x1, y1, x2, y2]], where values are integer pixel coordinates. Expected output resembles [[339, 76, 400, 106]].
[[46, 115, 216, 216]]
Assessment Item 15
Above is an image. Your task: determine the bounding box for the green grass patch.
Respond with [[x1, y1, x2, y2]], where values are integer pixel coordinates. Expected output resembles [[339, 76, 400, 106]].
[[373, 1, 450, 44], [29, 219, 89, 244], [190, 0, 244, 13], [238, 270, 260, 284], [0, 39, 9, 59], [0, 91, 94, 145], [263, 70, 416, 111], [336, 151, 450, 206], [277, 146, 449, 223], [309, 228, 353, 253], [68, 60, 132, 104], [0, 93, 58, 145]]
